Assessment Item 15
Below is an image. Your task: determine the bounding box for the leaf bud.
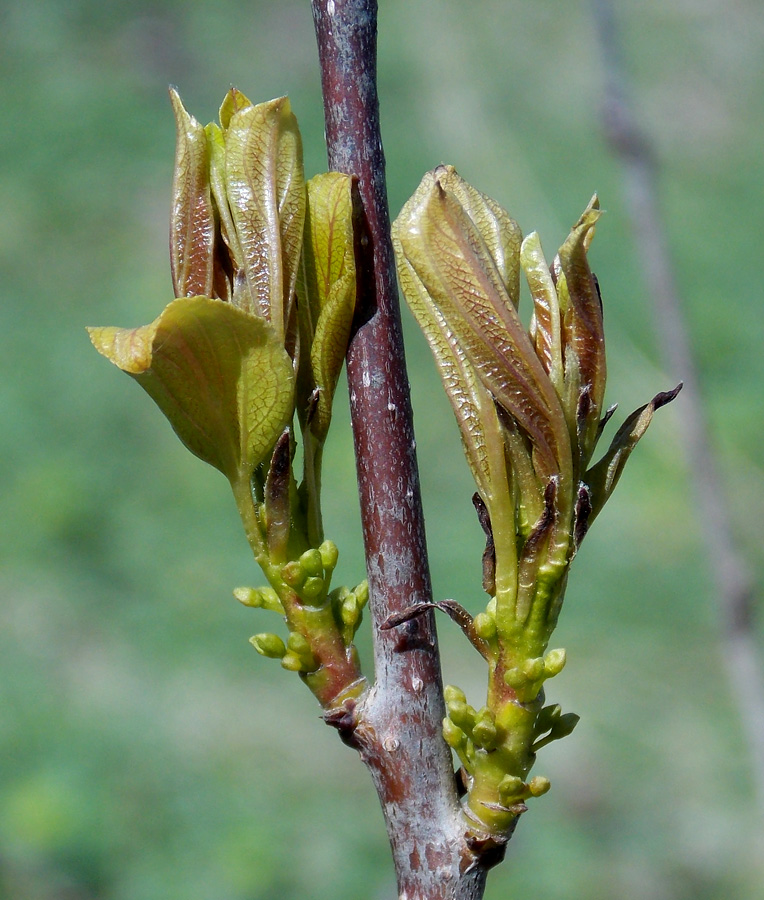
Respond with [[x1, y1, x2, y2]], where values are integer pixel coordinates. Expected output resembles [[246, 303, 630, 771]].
[[300, 576, 325, 601], [249, 633, 286, 658], [299, 548, 324, 577], [318, 540, 339, 572], [543, 648, 567, 678], [472, 611, 497, 641], [528, 776, 551, 797]]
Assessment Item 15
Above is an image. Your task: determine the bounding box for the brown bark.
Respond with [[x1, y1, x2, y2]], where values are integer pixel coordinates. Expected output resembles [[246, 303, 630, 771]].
[[311, 0, 493, 895]]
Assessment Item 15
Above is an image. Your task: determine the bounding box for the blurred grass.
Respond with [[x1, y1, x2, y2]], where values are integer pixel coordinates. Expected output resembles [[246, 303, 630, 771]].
[[1, 0, 763, 897]]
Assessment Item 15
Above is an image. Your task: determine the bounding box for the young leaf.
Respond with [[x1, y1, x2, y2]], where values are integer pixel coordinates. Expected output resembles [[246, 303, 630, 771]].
[[394, 169, 571, 490], [585, 384, 682, 521], [553, 196, 605, 465], [434, 165, 522, 307], [522, 232, 563, 396], [298, 172, 357, 443], [169, 89, 215, 299], [88, 297, 295, 485], [223, 97, 306, 339]]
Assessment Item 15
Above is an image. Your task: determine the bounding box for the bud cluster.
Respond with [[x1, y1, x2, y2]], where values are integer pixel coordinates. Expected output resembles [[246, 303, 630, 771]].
[[89, 88, 367, 710], [392, 165, 679, 835]]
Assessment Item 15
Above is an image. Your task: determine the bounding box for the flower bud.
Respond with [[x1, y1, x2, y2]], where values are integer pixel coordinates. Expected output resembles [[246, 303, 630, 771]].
[[318, 540, 339, 572], [528, 776, 551, 797], [442, 718, 465, 750], [282, 560, 305, 588], [472, 611, 497, 641], [543, 647, 567, 678], [300, 576, 324, 601], [299, 548, 324, 577], [249, 633, 286, 659], [235, 586, 262, 607]]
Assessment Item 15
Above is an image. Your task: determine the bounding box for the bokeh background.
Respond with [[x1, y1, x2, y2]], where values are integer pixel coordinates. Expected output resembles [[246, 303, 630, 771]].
[[2, 0, 763, 898]]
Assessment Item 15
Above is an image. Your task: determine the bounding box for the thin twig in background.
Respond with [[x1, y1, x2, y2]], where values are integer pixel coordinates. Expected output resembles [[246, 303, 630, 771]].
[[592, 0, 764, 813]]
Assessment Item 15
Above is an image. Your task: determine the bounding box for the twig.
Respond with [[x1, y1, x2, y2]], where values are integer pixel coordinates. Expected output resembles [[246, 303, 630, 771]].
[[311, 1, 493, 895], [592, 0, 764, 813]]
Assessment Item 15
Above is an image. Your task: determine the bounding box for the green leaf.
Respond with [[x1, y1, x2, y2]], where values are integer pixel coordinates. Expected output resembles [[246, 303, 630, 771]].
[[223, 97, 305, 339], [393, 168, 571, 491], [585, 384, 682, 521], [169, 89, 215, 299], [553, 196, 605, 465], [88, 296, 295, 484], [298, 172, 357, 443], [522, 232, 563, 396], [434, 165, 522, 307]]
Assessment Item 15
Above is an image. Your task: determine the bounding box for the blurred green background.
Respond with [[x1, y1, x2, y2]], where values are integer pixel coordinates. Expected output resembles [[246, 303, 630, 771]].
[[2, 0, 763, 897]]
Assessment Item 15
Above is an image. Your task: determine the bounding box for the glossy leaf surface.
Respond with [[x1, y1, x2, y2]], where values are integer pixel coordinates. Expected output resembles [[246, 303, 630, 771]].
[[223, 97, 305, 338], [169, 90, 215, 299], [299, 172, 357, 442]]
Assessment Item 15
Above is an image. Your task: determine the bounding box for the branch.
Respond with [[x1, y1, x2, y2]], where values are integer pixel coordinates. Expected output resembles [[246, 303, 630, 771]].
[[592, 0, 764, 812], [311, 1, 493, 895]]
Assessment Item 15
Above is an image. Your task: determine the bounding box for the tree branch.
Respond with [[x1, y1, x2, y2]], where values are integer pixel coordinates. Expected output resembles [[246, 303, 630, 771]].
[[311, 1, 492, 895]]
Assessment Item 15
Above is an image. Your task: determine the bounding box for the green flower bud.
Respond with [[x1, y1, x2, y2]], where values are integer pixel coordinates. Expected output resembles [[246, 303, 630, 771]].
[[318, 540, 339, 572], [442, 717, 465, 749], [234, 586, 262, 607], [299, 548, 324, 577], [472, 611, 497, 641], [528, 776, 551, 797], [543, 647, 567, 678], [523, 657, 545, 681], [282, 560, 305, 588], [504, 667, 524, 689], [287, 631, 311, 655], [443, 684, 467, 705], [341, 596, 360, 627], [280, 652, 303, 671], [353, 580, 369, 608], [472, 708, 498, 750], [498, 775, 525, 802], [301, 576, 324, 601], [249, 633, 287, 658], [447, 700, 476, 732]]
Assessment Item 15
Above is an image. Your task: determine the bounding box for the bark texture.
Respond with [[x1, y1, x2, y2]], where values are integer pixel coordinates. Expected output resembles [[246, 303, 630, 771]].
[[311, 0, 493, 896]]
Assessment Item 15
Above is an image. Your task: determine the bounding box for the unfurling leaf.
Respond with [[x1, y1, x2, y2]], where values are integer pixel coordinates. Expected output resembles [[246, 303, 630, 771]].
[[88, 296, 295, 485], [553, 195, 606, 468], [585, 383, 682, 522], [223, 96, 305, 338], [170, 89, 215, 299], [393, 167, 571, 489], [298, 172, 357, 443]]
